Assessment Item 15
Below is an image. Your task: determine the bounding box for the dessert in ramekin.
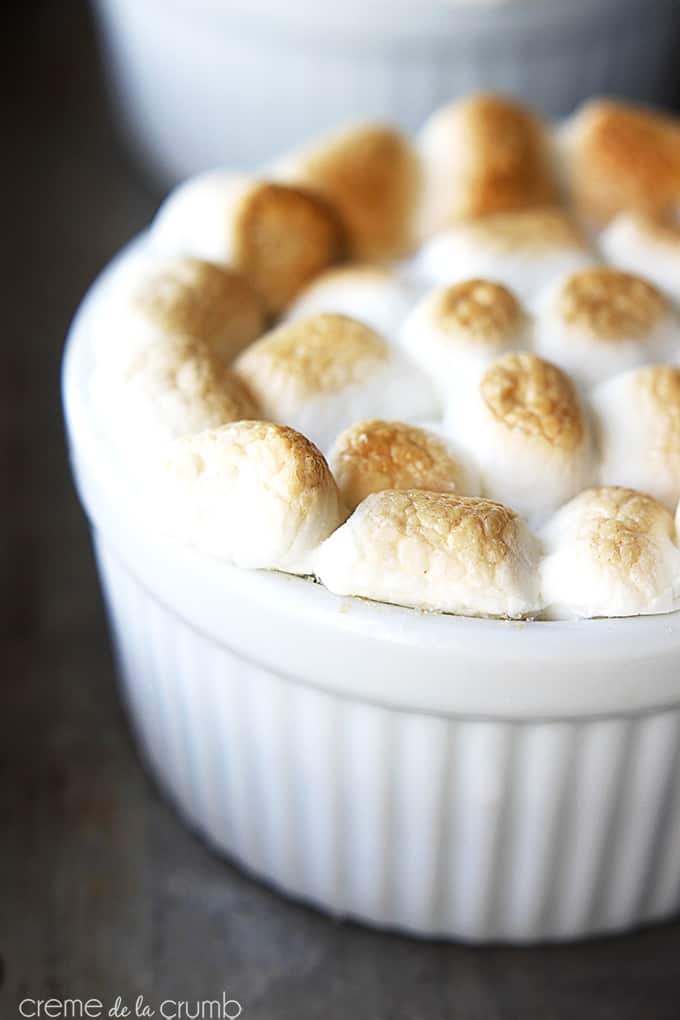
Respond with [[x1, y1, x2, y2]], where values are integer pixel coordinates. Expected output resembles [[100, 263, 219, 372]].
[[64, 93, 680, 942]]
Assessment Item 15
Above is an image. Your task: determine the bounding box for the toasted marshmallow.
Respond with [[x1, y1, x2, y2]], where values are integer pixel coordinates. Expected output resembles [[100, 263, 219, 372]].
[[233, 314, 438, 450], [161, 421, 346, 574], [445, 352, 591, 522], [412, 208, 594, 301], [328, 419, 480, 510], [540, 487, 680, 618], [400, 279, 527, 400], [272, 123, 420, 260], [317, 490, 542, 617], [150, 173, 344, 314], [600, 212, 680, 303], [95, 334, 259, 461], [285, 264, 416, 342], [417, 93, 557, 237], [559, 99, 680, 225], [534, 268, 678, 388], [96, 254, 266, 369], [593, 365, 680, 509]]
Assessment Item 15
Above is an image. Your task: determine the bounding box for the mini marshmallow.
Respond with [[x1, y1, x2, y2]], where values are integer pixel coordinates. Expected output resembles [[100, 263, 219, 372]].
[[316, 490, 542, 618], [400, 279, 528, 400], [161, 421, 346, 574], [412, 208, 594, 301], [600, 213, 680, 303], [445, 352, 592, 523], [592, 365, 680, 509], [534, 267, 678, 388], [328, 419, 480, 510], [417, 93, 557, 238], [233, 313, 438, 450], [150, 172, 344, 314], [285, 264, 417, 342], [272, 123, 420, 260], [540, 487, 680, 618], [559, 98, 680, 225], [95, 254, 266, 370], [95, 334, 258, 459]]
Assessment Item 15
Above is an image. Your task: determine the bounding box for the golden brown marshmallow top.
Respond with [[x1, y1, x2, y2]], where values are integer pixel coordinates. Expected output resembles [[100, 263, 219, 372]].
[[480, 353, 585, 451], [330, 419, 470, 509], [430, 279, 523, 345], [557, 267, 667, 341], [234, 313, 389, 402]]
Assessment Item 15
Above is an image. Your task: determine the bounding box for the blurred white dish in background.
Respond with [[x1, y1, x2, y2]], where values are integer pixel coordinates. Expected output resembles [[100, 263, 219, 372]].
[[93, 0, 680, 181]]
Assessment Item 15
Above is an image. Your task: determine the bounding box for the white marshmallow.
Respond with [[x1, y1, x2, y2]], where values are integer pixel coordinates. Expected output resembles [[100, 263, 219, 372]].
[[411, 208, 595, 302], [271, 122, 420, 260], [285, 264, 418, 343], [400, 279, 528, 401], [150, 172, 344, 314], [160, 420, 346, 574], [316, 490, 542, 618], [445, 352, 592, 524], [416, 93, 557, 238], [592, 365, 680, 510], [327, 419, 480, 510], [540, 487, 680, 618], [533, 267, 679, 388], [600, 213, 680, 304], [93, 253, 266, 371], [93, 334, 258, 464], [233, 313, 439, 451]]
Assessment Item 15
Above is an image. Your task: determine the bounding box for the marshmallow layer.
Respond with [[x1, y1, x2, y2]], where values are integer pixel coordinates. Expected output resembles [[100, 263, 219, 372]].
[[534, 267, 678, 388], [413, 208, 594, 301], [593, 365, 680, 510], [328, 419, 480, 510], [151, 173, 344, 314], [317, 490, 542, 618], [161, 421, 346, 573], [400, 278, 527, 400], [233, 313, 438, 450], [541, 487, 680, 618], [445, 352, 592, 524], [286, 264, 416, 342], [417, 93, 558, 237]]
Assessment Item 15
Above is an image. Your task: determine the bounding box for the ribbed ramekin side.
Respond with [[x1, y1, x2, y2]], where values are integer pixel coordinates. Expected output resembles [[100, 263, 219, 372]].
[[94, 535, 680, 941]]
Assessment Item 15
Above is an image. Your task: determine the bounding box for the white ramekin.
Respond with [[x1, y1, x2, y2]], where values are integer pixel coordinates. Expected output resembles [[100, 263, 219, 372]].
[[93, 0, 680, 183], [62, 244, 680, 942]]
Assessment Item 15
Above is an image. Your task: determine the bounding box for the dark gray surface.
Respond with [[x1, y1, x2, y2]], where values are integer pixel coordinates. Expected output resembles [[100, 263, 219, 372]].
[[2, 3, 680, 1017]]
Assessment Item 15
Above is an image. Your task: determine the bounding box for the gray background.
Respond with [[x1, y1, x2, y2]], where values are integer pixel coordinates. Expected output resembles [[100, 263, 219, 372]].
[[2, 3, 680, 1017]]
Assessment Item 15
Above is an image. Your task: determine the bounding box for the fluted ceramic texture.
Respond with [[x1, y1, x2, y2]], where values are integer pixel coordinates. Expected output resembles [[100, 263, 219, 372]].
[[95, 535, 680, 942]]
